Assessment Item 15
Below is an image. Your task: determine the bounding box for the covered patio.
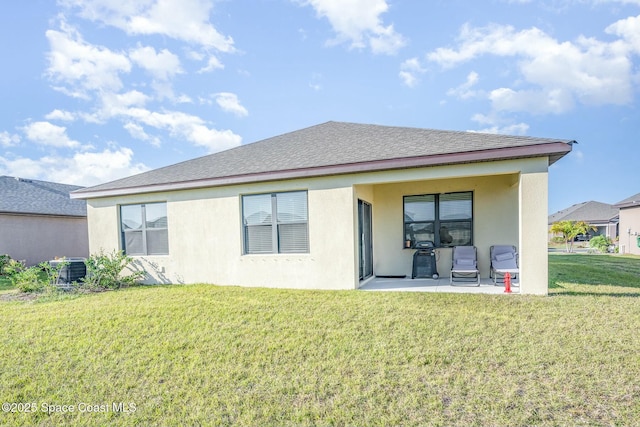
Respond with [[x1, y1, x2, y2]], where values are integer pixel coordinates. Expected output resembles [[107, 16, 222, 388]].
[[360, 276, 519, 294], [353, 159, 548, 294]]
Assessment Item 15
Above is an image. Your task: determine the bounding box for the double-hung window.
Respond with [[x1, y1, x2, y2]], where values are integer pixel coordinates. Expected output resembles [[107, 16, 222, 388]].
[[120, 202, 169, 255], [242, 191, 309, 254], [403, 191, 473, 248]]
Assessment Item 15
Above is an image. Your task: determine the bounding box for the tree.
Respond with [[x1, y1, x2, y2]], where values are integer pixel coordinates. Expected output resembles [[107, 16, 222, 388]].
[[549, 220, 597, 252]]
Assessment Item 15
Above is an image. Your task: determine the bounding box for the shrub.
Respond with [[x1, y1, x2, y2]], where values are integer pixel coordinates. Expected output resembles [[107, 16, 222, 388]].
[[4, 260, 44, 293], [81, 249, 145, 291], [0, 254, 11, 276], [589, 235, 612, 253], [3, 259, 71, 293]]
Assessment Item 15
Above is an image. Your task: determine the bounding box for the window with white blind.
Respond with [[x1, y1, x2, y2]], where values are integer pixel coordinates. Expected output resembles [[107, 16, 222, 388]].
[[242, 191, 309, 254], [120, 202, 169, 255], [403, 191, 473, 248]]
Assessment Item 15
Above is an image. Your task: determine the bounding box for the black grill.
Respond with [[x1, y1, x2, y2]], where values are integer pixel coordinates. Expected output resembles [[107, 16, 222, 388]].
[[411, 241, 439, 279]]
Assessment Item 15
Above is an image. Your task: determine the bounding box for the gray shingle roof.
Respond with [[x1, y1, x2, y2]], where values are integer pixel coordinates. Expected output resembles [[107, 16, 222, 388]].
[[0, 176, 86, 217], [615, 192, 640, 209], [548, 201, 619, 224], [73, 121, 574, 198]]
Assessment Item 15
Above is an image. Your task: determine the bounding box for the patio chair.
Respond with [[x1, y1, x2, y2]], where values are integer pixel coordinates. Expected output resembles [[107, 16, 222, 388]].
[[490, 245, 519, 285], [450, 246, 480, 286]]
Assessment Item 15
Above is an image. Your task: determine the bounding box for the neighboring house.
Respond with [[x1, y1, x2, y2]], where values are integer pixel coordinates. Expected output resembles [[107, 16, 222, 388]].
[[548, 201, 619, 241], [0, 176, 89, 266], [71, 121, 574, 295], [615, 192, 640, 255]]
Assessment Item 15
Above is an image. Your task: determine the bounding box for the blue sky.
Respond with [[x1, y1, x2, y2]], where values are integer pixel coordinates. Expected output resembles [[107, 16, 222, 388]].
[[1, 0, 639, 214]]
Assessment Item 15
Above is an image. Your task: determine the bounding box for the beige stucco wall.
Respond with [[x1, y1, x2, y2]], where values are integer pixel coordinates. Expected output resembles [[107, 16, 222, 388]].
[[0, 214, 89, 266], [85, 157, 550, 293], [518, 170, 549, 295], [619, 206, 640, 255], [87, 177, 358, 290]]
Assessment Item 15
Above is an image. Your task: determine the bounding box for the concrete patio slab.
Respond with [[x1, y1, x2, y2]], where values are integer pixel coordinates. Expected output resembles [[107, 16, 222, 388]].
[[359, 276, 519, 294]]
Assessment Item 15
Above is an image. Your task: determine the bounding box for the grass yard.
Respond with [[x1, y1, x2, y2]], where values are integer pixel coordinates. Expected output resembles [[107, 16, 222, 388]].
[[1, 255, 639, 426]]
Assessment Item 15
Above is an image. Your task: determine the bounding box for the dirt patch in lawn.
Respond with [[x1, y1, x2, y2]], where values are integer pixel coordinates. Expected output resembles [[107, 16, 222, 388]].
[[0, 290, 38, 302]]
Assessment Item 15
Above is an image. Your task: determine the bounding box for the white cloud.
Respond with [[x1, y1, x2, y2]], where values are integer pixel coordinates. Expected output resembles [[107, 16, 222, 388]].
[[187, 50, 205, 61], [0, 147, 149, 186], [124, 122, 149, 140], [185, 125, 243, 152], [606, 14, 640, 54], [76, 91, 239, 151], [298, 0, 406, 54], [470, 113, 530, 135], [428, 22, 636, 114], [175, 94, 193, 104], [447, 71, 480, 99], [399, 57, 426, 87], [22, 121, 81, 148], [489, 87, 576, 114], [197, 56, 224, 73], [214, 92, 248, 117], [59, 0, 234, 53], [471, 123, 530, 135], [0, 131, 20, 147], [59, 147, 150, 185], [0, 156, 47, 180], [45, 109, 76, 121], [46, 20, 131, 99], [129, 45, 183, 80], [88, 90, 150, 122], [123, 108, 242, 152], [123, 122, 161, 146]]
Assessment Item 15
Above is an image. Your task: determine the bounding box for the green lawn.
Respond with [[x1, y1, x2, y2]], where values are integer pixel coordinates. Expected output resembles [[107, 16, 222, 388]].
[[1, 255, 639, 426], [549, 253, 640, 295]]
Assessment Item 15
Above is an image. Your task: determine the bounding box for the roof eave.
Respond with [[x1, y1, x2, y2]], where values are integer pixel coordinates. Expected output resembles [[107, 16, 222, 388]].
[[615, 202, 640, 209], [0, 210, 87, 218], [72, 142, 572, 200]]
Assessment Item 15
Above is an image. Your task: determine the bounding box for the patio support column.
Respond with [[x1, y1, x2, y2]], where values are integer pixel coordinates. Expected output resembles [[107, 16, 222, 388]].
[[518, 171, 548, 295]]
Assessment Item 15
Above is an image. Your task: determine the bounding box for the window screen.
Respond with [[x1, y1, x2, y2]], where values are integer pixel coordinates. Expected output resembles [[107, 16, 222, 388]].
[[120, 202, 169, 255], [403, 192, 472, 248], [243, 191, 309, 254]]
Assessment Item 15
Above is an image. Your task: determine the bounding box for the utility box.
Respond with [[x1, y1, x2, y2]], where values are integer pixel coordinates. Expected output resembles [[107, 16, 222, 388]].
[[637, 236, 640, 248]]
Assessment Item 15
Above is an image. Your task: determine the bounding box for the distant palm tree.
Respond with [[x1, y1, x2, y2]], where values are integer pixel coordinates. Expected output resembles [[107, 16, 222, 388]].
[[550, 220, 597, 252]]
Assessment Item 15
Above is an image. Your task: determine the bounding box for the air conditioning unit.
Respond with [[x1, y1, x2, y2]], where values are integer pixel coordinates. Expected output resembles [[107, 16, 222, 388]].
[[49, 258, 87, 284]]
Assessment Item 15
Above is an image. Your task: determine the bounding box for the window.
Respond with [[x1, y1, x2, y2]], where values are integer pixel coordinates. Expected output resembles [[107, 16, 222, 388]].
[[403, 192, 472, 248], [242, 191, 309, 254], [120, 202, 169, 255]]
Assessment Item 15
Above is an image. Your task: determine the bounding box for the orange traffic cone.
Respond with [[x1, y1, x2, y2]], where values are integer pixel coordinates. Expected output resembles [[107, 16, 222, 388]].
[[504, 272, 512, 293]]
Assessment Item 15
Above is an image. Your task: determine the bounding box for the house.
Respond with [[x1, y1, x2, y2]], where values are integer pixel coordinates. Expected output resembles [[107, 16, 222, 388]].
[[0, 176, 89, 266], [71, 121, 574, 295], [615, 192, 640, 255], [548, 201, 619, 241]]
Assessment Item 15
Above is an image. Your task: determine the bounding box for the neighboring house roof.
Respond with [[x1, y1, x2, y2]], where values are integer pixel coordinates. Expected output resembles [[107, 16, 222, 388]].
[[614, 192, 640, 209], [548, 201, 619, 224], [72, 121, 574, 199], [0, 176, 86, 217]]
